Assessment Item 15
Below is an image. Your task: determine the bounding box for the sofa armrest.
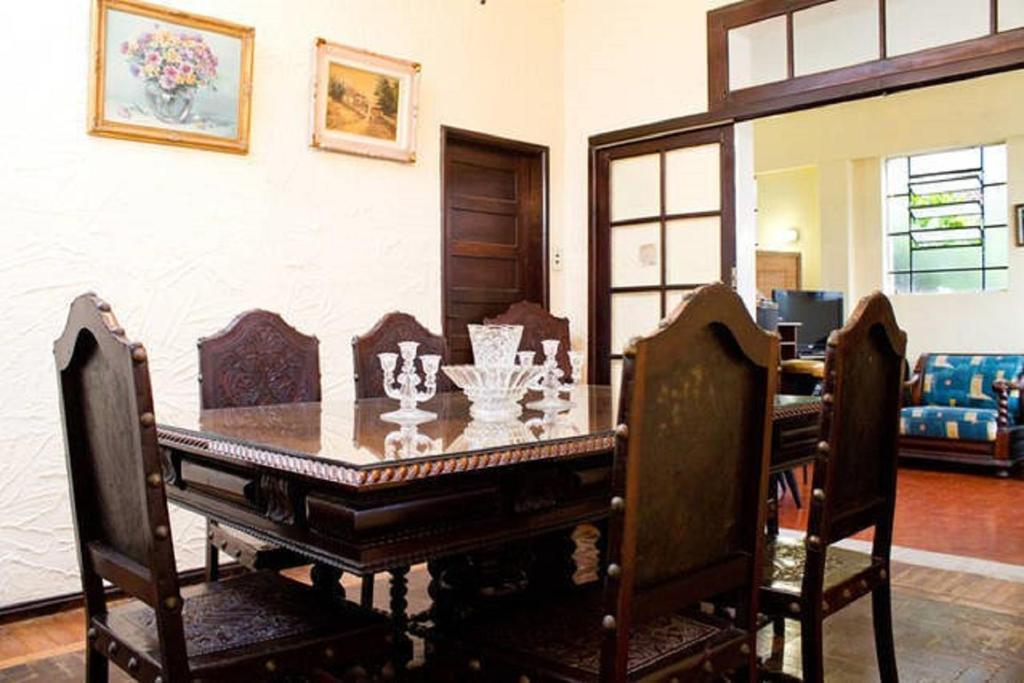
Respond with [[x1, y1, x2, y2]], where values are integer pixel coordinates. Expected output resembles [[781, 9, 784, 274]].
[[992, 379, 1021, 429]]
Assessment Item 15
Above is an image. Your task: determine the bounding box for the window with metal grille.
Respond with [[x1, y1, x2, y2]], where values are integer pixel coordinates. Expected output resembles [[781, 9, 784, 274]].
[[885, 144, 1008, 294]]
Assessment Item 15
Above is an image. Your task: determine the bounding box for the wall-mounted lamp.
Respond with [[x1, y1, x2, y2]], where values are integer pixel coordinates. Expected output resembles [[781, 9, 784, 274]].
[[778, 227, 800, 244]]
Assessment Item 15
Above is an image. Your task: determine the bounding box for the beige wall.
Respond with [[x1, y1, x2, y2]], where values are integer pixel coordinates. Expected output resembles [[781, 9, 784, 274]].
[[756, 166, 822, 289], [0, 0, 565, 607], [753, 70, 1024, 359]]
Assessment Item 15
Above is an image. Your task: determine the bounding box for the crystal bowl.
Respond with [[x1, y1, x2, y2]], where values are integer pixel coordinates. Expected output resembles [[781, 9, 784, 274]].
[[467, 324, 524, 368], [442, 364, 545, 421]]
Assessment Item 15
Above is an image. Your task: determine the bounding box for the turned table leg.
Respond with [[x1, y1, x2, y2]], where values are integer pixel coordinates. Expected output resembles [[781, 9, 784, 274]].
[[389, 566, 413, 670], [310, 562, 345, 600]]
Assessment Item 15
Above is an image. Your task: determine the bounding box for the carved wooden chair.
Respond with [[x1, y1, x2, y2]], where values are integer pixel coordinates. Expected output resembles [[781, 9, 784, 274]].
[[760, 291, 906, 682], [55, 294, 391, 682], [454, 283, 778, 682], [352, 311, 450, 399], [198, 310, 319, 586], [485, 300, 572, 375]]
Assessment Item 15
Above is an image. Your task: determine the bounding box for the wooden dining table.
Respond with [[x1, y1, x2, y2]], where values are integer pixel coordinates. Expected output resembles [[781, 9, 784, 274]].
[[157, 386, 820, 662]]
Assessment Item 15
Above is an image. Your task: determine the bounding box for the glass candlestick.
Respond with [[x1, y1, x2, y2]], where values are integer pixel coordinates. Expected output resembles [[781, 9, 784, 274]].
[[384, 419, 438, 459], [524, 339, 580, 412], [379, 341, 441, 423]]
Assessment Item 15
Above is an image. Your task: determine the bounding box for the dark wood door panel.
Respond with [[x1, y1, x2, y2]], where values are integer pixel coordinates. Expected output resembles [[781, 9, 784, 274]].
[[442, 127, 548, 364]]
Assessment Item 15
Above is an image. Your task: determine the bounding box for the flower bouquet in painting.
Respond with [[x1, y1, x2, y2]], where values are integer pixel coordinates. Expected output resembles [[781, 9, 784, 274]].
[[122, 27, 219, 124]]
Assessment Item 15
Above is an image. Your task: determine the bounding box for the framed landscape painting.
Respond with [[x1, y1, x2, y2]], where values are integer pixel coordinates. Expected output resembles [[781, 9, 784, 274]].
[[88, 0, 254, 154], [311, 39, 420, 163]]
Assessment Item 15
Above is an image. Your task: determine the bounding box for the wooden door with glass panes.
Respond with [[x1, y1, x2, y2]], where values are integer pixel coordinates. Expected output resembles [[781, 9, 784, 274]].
[[590, 125, 735, 386]]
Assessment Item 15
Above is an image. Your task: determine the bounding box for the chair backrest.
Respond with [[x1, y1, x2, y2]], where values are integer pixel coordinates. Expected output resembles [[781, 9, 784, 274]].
[[600, 283, 778, 681], [811, 292, 906, 550], [55, 294, 189, 677], [484, 300, 572, 375], [352, 311, 450, 399], [915, 353, 1022, 416], [198, 310, 320, 409]]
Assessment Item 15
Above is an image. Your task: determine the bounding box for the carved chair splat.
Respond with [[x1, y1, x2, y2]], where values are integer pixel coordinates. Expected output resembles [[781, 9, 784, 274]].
[[55, 294, 391, 682], [760, 291, 906, 683], [197, 310, 318, 590]]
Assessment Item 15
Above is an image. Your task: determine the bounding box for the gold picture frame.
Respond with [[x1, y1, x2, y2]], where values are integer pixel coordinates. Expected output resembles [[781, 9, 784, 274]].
[[311, 39, 420, 163], [88, 0, 254, 154]]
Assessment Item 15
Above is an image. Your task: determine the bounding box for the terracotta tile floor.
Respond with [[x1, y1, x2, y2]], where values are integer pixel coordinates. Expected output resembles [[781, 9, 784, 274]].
[[778, 462, 1024, 565]]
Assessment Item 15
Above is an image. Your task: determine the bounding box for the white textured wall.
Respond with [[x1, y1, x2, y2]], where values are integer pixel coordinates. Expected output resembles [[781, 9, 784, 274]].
[[561, 0, 746, 346], [0, 0, 564, 607]]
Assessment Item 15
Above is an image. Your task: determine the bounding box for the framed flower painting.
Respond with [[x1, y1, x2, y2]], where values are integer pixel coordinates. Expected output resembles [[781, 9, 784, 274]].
[[311, 39, 420, 163], [88, 0, 254, 154]]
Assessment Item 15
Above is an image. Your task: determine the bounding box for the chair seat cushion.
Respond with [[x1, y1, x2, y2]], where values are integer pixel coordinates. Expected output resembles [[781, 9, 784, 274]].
[[900, 405, 999, 443], [762, 536, 875, 595], [102, 571, 389, 666], [458, 588, 743, 680]]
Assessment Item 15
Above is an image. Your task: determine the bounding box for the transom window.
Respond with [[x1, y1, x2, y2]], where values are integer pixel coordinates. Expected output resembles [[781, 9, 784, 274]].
[[885, 144, 1008, 294]]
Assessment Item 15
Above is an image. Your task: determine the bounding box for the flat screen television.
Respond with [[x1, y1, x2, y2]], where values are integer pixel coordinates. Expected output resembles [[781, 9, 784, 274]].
[[772, 289, 844, 357]]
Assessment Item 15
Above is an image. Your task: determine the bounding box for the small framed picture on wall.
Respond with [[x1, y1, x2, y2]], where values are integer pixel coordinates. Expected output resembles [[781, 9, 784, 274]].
[[1016, 204, 1024, 247], [311, 39, 420, 163]]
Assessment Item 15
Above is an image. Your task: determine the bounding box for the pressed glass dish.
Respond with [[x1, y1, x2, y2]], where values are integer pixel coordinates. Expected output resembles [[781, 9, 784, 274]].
[[442, 364, 545, 421]]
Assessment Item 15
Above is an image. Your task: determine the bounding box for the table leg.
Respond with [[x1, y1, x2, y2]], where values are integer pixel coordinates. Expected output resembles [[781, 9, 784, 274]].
[[389, 566, 413, 670], [767, 474, 781, 538], [310, 562, 345, 600]]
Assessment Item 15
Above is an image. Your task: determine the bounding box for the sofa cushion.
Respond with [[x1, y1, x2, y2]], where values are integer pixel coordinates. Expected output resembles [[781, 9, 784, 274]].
[[900, 406, 999, 443], [920, 354, 1022, 419]]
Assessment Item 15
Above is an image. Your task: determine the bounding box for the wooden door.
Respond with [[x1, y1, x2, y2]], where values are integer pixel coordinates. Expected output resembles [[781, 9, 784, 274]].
[[442, 127, 548, 364], [756, 250, 801, 298], [590, 124, 735, 385]]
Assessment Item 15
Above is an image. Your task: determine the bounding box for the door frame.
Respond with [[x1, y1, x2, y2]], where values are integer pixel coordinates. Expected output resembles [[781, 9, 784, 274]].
[[589, 123, 735, 385], [440, 125, 550, 347]]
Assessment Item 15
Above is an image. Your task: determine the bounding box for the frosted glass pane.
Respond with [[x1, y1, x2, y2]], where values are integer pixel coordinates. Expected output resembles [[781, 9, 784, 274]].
[[794, 0, 880, 76], [1000, 0, 1024, 30], [886, 0, 990, 57], [665, 144, 720, 214], [611, 222, 661, 287], [665, 289, 696, 315], [665, 217, 721, 285], [611, 292, 660, 354], [610, 359, 623, 407], [610, 154, 660, 222], [729, 16, 788, 90]]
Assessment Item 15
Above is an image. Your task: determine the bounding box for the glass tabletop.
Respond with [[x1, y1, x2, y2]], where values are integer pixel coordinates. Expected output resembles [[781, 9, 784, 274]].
[[160, 386, 617, 471], [159, 388, 820, 473]]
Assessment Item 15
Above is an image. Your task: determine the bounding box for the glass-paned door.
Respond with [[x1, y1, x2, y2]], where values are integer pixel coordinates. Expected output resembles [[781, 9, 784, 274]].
[[591, 125, 735, 386]]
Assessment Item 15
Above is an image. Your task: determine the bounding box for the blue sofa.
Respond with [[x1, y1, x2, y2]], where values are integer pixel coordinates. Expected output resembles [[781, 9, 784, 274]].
[[899, 354, 1024, 475]]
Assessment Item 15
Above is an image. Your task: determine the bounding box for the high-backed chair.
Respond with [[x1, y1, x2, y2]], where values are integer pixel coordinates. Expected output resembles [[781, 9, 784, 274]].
[[198, 310, 318, 584], [485, 300, 572, 375], [352, 311, 450, 399], [454, 283, 778, 682], [760, 291, 906, 682], [55, 294, 390, 682]]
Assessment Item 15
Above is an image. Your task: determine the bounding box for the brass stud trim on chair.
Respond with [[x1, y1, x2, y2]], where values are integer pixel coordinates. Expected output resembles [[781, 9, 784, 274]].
[[812, 488, 825, 501], [615, 423, 628, 439], [702, 660, 714, 673], [139, 412, 155, 428], [860, 579, 869, 590], [823, 601, 830, 612], [740, 643, 751, 655], [154, 525, 169, 539], [842, 588, 852, 599], [822, 393, 834, 404], [87, 627, 97, 640], [805, 535, 822, 550], [131, 346, 147, 363], [164, 595, 180, 611], [817, 441, 830, 455], [107, 641, 118, 656], [606, 563, 621, 578], [324, 647, 335, 660], [610, 496, 625, 512], [265, 659, 277, 672], [880, 568, 888, 580], [468, 659, 482, 672], [127, 657, 139, 672], [97, 301, 112, 312], [602, 614, 617, 630], [788, 602, 801, 614], [518, 676, 531, 683], [147, 473, 162, 488]]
